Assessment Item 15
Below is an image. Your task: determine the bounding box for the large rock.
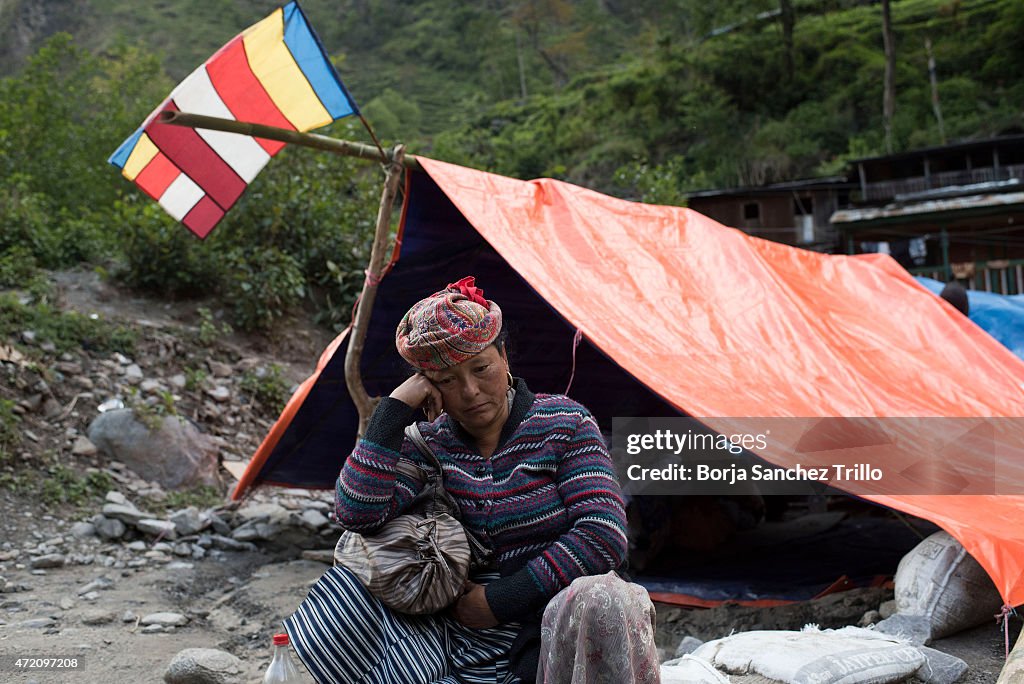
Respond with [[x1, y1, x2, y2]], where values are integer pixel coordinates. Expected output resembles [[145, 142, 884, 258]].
[[164, 648, 245, 684], [88, 409, 222, 489], [93, 516, 127, 540], [70, 522, 96, 539], [142, 611, 189, 626], [30, 554, 65, 569], [137, 519, 179, 540], [102, 503, 147, 526], [298, 509, 329, 530], [235, 502, 289, 524], [169, 507, 207, 536]]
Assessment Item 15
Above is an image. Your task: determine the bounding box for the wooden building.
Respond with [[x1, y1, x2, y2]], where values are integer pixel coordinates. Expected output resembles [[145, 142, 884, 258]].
[[832, 135, 1024, 294], [686, 177, 853, 252], [684, 135, 1024, 294]]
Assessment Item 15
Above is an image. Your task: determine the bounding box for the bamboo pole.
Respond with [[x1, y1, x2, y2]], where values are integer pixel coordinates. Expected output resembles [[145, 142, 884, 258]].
[[157, 111, 422, 171], [345, 145, 406, 437]]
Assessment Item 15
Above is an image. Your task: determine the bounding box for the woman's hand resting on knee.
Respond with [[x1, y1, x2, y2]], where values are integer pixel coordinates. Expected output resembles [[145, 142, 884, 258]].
[[451, 581, 498, 629]]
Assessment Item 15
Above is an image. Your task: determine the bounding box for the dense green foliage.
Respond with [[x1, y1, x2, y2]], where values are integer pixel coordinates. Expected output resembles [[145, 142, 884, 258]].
[[0, 36, 170, 267], [436, 0, 1024, 200], [0, 34, 378, 332], [1, 0, 1022, 328]]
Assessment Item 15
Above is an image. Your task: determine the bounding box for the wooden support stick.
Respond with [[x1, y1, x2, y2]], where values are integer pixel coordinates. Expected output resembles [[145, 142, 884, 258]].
[[998, 625, 1024, 683], [345, 145, 407, 438], [161, 110, 415, 438]]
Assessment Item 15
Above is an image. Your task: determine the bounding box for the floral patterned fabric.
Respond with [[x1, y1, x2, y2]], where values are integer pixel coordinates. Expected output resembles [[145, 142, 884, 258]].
[[538, 573, 661, 684]]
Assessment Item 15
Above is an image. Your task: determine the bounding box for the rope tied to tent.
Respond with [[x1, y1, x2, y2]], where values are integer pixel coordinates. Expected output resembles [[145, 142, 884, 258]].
[[563, 328, 583, 396], [995, 604, 1016, 658]]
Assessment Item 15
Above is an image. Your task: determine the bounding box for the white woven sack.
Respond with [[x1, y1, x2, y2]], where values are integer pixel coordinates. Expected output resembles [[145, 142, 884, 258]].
[[661, 654, 732, 684], [893, 530, 1002, 640], [692, 626, 924, 684]]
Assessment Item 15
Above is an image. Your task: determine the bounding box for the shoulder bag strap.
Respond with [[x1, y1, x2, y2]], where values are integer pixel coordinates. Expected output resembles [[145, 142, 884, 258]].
[[404, 423, 443, 472], [403, 424, 493, 564], [404, 423, 453, 518]]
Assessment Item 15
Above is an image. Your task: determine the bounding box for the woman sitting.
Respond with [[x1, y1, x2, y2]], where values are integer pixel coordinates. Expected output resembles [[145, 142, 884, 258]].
[[285, 277, 660, 684]]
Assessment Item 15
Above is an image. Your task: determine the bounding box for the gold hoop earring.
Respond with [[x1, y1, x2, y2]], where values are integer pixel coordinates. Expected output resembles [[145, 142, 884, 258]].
[[506, 371, 514, 388]]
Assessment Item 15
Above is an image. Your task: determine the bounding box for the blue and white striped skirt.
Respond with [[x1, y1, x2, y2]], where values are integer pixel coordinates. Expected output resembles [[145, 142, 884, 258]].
[[283, 566, 521, 684]]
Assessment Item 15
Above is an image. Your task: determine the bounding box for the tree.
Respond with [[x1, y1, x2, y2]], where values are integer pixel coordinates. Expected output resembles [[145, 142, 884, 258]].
[[780, 0, 795, 85], [881, 0, 896, 153], [511, 0, 577, 88]]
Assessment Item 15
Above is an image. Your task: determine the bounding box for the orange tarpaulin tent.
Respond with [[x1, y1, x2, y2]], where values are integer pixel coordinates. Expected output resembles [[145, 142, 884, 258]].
[[241, 157, 1024, 606]]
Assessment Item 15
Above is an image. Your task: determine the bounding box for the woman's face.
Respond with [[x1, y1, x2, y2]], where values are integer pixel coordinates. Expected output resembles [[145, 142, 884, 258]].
[[424, 344, 510, 435]]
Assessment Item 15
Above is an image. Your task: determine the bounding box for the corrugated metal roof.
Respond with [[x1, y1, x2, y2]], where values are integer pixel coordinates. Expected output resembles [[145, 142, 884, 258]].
[[830, 191, 1024, 225], [894, 178, 1022, 202]]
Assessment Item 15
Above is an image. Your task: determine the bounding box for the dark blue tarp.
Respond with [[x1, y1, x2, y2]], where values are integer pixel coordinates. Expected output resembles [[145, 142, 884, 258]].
[[249, 170, 679, 491], [917, 277, 1024, 360]]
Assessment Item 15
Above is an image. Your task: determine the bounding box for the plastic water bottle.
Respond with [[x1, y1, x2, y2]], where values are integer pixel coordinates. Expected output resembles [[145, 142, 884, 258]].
[[263, 633, 306, 683]]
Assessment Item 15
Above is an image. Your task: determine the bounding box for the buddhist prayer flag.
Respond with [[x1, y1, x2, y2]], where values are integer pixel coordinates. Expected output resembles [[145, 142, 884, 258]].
[[108, 1, 358, 238]]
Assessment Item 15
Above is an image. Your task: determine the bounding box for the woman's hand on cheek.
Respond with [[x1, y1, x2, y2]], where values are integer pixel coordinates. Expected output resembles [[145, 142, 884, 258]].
[[390, 374, 443, 420]]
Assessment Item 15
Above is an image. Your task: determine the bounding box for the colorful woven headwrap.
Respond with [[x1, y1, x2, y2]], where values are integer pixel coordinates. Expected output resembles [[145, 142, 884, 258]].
[[396, 276, 503, 370]]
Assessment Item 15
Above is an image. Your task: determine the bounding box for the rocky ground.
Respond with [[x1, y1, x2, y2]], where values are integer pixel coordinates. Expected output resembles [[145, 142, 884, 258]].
[[1, 270, 337, 682], [0, 270, 1018, 683]]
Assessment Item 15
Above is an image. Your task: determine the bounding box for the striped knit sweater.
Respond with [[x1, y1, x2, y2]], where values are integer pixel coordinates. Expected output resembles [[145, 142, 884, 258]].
[[335, 379, 628, 623]]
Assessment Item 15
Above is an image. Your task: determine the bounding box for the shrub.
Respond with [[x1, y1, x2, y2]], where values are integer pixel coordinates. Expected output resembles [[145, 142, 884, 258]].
[[0, 246, 40, 289], [117, 200, 223, 298], [222, 246, 305, 331], [196, 307, 232, 346], [240, 364, 291, 412], [184, 366, 208, 392]]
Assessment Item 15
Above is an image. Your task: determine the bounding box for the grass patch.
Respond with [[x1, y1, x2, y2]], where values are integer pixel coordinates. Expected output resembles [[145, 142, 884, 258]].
[[34, 463, 114, 508], [41, 465, 114, 507], [158, 485, 225, 512], [240, 363, 291, 412], [1, 455, 114, 510], [0, 399, 20, 465], [0, 292, 136, 355], [127, 389, 177, 432]]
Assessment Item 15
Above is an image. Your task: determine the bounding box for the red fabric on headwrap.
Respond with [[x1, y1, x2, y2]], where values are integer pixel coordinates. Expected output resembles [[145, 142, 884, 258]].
[[447, 276, 488, 307], [396, 276, 503, 370]]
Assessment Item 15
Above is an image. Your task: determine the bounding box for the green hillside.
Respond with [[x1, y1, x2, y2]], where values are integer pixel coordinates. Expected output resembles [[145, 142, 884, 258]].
[[1, 0, 1022, 330], [6, 0, 1020, 190], [435, 0, 1024, 199]]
